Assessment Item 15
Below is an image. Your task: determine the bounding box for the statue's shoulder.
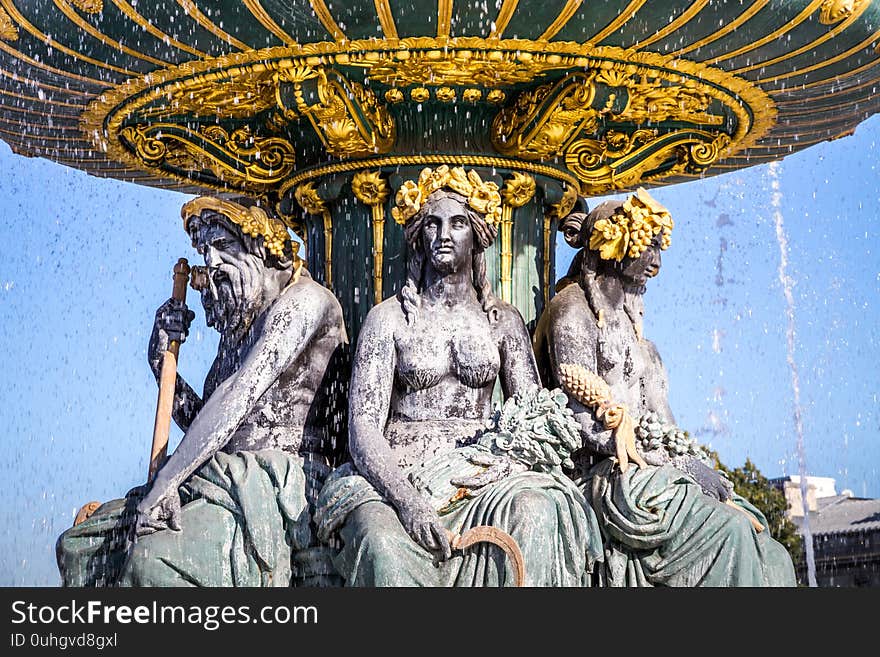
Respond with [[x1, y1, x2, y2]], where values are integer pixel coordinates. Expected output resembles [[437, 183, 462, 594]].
[[281, 273, 342, 312], [493, 298, 527, 327], [547, 282, 592, 322], [362, 295, 405, 334]]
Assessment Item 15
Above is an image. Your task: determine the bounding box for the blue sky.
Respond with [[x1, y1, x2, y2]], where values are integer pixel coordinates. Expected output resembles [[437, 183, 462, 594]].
[[1, 115, 878, 585]]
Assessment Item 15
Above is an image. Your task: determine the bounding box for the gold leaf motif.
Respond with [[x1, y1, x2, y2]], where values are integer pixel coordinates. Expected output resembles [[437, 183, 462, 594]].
[[818, 0, 868, 24], [71, 0, 103, 13], [612, 78, 724, 126], [587, 187, 674, 262], [392, 166, 503, 225], [351, 170, 390, 206], [410, 87, 430, 102], [436, 87, 456, 102], [364, 49, 572, 88], [136, 71, 279, 121], [501, 172, 536, 208], [294, 182, 327, 215], [181, 197, 292, 259], [0, 7, 18, 41]]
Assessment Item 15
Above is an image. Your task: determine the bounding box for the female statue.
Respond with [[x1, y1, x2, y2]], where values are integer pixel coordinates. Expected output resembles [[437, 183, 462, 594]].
[[534, 190, 797, 587], [315, 166, 601, 586]]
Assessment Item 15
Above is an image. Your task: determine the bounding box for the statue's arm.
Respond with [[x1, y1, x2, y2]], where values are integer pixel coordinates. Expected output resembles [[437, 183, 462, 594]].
[[348, 306, 452, 559], [547, 308, 616, 456], [348, 308, 412, 509], [641, 339, 675, 425], [146, 291, 322, 499], [147, 298, 203, 431], [497, 305, 541, 397], [165, 374, 203, 432]]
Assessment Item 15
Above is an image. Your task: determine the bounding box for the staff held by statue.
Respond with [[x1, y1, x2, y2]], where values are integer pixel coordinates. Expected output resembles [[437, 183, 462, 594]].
[[148, 258, 191, 482]]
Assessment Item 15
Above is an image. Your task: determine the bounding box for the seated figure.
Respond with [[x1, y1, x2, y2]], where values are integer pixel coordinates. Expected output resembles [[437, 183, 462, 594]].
[[57, 197, 347, 587], [534, 190, 797, 587], [315, 167, 602, 586]]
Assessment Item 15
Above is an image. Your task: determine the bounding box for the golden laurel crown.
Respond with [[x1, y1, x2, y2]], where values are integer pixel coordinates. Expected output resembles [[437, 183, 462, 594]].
[[589, 188, 674, 262], [391, 165, 503, 226], [181, 197, 295, 260]]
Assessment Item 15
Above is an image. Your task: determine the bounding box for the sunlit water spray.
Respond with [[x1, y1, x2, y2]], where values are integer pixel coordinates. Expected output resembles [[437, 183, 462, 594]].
[[769, 161, 816, 586]]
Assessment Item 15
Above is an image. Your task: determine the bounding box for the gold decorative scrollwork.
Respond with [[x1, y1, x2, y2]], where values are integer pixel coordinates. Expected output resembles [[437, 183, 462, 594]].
[[277, 66, 395, 158], [493, 72, 600, 160], [119, 123, 296, 191], [81, 38, 774, 195], [566, 129, 731, 194], [608, 74, 725, 126], [136, 70, 280, 121], [495, 63, 737, 193], [352, 171, 391, 304], [0, 7, 17, 41], [818, 0, 869, 24]]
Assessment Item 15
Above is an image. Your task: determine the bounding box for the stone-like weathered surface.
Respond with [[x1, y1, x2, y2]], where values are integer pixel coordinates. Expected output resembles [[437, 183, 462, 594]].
[[319, 183, 600, 586], [534, 198, 797, 586], [57, 200, 347, 587]]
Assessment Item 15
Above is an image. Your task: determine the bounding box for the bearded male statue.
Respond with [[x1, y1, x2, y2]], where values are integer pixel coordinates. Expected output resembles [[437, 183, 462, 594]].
[[56, 197, 347, 587]]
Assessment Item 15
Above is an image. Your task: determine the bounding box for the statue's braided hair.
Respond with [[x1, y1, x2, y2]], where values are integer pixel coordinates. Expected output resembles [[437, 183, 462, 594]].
[[399, 189, 499, 325]]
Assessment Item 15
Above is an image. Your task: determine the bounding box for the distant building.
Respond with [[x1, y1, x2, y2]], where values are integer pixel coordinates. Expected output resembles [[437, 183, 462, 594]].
[[772, 476, 880, 587]]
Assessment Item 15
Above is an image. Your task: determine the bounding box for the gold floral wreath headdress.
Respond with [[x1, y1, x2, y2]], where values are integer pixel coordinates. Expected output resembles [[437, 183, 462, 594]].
[[181, 197, 297, 261], [588, 188, 674, 262], [391, 165, 503, 226]]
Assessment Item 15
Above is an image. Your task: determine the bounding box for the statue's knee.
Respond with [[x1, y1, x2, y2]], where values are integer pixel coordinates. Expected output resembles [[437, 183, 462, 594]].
[[510, 489, 556, 520], [718, 502, 757, 539], [344, 503, 411, 557]]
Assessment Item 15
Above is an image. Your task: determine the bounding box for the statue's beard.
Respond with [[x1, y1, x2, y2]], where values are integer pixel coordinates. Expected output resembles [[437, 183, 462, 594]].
[[201, 260, 263, 340]]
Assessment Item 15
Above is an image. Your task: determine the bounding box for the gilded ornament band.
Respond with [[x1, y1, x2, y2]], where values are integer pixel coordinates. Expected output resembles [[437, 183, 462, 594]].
[[278, 155, 581, 205], [79, 38, 774, 197]]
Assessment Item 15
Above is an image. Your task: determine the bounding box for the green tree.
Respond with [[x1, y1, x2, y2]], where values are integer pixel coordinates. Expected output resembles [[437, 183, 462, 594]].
[[710, 453, 803, 565]]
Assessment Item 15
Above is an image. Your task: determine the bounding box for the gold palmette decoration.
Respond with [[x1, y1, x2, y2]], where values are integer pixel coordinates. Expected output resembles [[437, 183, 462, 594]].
[[294, 182, 333, 290], [589, 188, 674, 262], [557, 363, 646, 473], [499, 173, 536, 303], [351, 171, 391, 304], [180, 197, 293, 259], [0, 7, 17, 41], [391, 165, 503, 226]]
